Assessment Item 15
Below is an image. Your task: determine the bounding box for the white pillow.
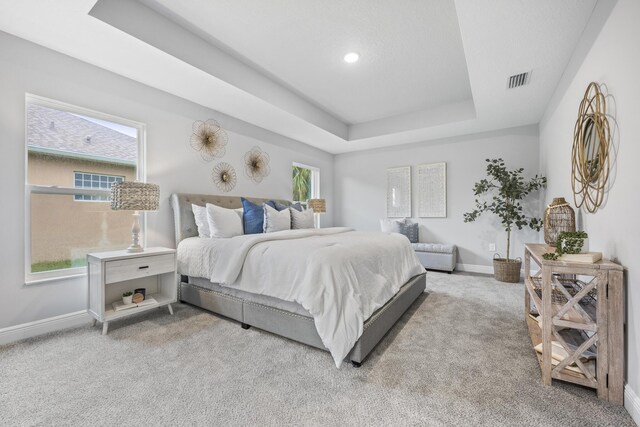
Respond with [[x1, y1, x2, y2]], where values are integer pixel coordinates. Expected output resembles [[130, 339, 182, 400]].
[[263, 204, 291, 233], [380, 218, 405, 233], [290, 206, 314, 229], [205, 203, 244, 238], [192, 204, 210, 238]]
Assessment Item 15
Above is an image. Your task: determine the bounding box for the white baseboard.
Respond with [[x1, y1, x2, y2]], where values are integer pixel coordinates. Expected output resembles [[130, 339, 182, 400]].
[[626, 384, 640, 426], [0, 310, 91, 346], [455, 263, 494, 275]]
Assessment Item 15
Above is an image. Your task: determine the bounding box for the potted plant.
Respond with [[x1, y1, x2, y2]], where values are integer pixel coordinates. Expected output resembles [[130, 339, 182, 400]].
[[464, 159, 546, 283], [122, 291, 133, 305]]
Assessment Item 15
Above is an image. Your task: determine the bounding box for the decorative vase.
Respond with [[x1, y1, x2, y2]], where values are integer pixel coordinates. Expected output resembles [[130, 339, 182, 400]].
[[122, 295, 133, 305], [544, 197, 576, 246], [493, 254, 522, 283]]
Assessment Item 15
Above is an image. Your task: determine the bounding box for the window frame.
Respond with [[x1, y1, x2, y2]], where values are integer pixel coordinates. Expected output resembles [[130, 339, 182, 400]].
[[73, 172, 125, 202], [24, 94, 147, 285]]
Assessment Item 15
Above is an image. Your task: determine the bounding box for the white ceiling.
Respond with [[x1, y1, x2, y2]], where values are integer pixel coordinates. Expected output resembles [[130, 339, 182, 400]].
[[0, 0, 599, 154], [146, 0, 473, 125]]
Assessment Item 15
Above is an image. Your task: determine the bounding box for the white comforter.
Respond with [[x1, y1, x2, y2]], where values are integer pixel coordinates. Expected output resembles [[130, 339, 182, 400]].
[[177, 227, 425, 367]]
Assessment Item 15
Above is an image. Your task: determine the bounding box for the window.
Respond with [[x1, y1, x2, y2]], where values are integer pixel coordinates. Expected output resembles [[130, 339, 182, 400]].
[[25, 94, 145, 282], [292, 162, 320, 225], [73, 172, 124, 202], [292, 163, 320, 204]]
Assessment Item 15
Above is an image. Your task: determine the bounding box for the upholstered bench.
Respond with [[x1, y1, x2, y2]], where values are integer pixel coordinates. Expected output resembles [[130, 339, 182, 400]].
[[411, 243, 457, 273]]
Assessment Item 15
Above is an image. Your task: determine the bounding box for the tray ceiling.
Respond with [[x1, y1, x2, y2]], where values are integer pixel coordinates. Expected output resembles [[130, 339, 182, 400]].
[[0, 0, 599, 153]]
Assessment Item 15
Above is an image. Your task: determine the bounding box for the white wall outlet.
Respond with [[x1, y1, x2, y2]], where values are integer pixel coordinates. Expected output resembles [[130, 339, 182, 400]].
[[489, 243, 496, 251]]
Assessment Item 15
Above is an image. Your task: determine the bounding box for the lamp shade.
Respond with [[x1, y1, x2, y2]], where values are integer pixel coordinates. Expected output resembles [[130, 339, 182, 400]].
[[307, 198, 326, 214], [110, 182, 160, 211]]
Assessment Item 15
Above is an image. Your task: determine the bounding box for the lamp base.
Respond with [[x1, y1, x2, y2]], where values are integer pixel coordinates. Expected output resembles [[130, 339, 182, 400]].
[[127, 211, 144, 253]]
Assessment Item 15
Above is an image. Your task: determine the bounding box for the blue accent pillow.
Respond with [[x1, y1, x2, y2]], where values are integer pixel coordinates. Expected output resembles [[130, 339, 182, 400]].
[[269, 201, 303, 211], [241, 198, 265, 234], [271, 201, 288, 211]]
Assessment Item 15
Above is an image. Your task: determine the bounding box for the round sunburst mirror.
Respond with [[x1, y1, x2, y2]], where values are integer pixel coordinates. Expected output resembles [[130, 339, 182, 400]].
[[211, 162, 236, 193]]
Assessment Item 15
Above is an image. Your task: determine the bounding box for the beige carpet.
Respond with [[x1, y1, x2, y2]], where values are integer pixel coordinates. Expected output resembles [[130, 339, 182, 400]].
[[0, 272, 634, 426]]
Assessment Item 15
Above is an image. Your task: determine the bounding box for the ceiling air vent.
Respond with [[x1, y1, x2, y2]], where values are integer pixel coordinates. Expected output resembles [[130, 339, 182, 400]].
[[508, 71, 530, 89]]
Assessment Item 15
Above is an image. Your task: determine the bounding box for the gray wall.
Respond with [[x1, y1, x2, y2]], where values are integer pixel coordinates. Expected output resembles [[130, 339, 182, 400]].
[[0, 31, 333, 329], [334, 125, 541, 270], [539, 0, 640, 410]]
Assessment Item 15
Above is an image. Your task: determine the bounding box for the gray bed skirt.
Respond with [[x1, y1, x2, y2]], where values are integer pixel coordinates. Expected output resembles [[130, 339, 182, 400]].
[[179, 273, 426, 365]]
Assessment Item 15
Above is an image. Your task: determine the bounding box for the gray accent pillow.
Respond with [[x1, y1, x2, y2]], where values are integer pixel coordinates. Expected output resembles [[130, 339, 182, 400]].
[[290, 206, 314, 229], [398, 222, 419, 243], [263, 203, 291, 233]]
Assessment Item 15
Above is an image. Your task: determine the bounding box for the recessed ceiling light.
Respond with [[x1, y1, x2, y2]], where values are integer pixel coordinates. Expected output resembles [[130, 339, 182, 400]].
[[344, 52, 359, 63]]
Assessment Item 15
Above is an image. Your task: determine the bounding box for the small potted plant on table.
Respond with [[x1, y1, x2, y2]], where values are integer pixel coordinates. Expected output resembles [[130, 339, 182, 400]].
[[122, 291, 133, 305], [464, 158, 546, 283]]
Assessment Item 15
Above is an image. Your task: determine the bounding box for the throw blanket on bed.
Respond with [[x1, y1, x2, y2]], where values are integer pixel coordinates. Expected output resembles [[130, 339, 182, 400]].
[[177, 227, 425, 367]]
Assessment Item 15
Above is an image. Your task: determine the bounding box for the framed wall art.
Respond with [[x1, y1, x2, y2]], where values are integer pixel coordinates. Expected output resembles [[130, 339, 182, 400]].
[[417, 162, 446, 218], [386, 166, 411, 218]]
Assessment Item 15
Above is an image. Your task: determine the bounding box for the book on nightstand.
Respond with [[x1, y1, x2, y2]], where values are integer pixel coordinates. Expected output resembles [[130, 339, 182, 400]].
[[559, 252, 602, 263], [112, 296, 158, 312]]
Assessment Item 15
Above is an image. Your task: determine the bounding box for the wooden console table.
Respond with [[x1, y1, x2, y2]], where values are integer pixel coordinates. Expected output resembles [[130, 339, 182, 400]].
[[524, 243, 624, 404]]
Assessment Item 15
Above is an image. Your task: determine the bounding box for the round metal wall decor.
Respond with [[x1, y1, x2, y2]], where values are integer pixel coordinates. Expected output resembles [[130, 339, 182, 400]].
[[571, 82, 611, 213], [190, 119, 228, 161], [211, 162, 236, 193], [244, 146, 271, 184]]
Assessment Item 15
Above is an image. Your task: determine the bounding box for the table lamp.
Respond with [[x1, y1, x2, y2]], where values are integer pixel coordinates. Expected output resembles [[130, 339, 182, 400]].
[[307, 198, 326, 228], [110, 181, 160, 253]]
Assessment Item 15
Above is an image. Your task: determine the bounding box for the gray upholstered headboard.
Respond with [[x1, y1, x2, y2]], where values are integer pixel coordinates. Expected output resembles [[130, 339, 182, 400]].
[[170, 193, 292, 245]]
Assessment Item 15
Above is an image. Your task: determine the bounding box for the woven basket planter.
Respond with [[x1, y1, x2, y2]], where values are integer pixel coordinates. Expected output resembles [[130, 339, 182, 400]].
[[493, 255, 522, 283]]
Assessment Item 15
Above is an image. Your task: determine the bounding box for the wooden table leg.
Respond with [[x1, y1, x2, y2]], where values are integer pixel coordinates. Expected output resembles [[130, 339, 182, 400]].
[[524, 249, 531, 318], [167, 304, 174, 315], [102, 321, 109, 335], [541, 265, 552, 386]]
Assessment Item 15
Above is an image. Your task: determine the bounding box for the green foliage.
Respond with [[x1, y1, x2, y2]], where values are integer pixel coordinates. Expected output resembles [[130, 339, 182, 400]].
[[31, 258, 86, 273], [542, 231, 588, 260], [557, 231, 588, 254], [463, 158, 546, 260], [123, 291, 133, 297], [292, 166, 311, 202]]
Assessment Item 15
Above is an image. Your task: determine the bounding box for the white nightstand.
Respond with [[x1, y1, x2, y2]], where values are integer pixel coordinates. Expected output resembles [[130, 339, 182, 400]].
[[87, 247, 177, 335]]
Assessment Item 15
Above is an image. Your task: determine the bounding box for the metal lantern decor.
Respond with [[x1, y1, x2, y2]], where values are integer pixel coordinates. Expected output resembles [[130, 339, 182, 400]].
[[244, 146, 271, 183], [543, 197, 576, 246], [211, 162, 237, 193], [572, 82, 612, 213], [190, 119, 228, 161], [110, 181, 160, 253]]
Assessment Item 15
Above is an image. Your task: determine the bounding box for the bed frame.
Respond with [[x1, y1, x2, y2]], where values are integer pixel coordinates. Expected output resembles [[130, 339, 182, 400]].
[[170, 193, 426, 367]]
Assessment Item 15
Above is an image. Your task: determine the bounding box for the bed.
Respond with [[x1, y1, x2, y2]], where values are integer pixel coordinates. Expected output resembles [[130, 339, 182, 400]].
[[170, 193, 426, 367]]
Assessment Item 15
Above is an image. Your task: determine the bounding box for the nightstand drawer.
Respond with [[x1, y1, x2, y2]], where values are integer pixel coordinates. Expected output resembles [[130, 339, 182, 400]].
[[105, 253, 175, 284]]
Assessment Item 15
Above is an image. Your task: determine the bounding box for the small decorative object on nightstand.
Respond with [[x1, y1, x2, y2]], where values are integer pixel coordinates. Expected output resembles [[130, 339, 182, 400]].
[[87, 247, 177, 335]]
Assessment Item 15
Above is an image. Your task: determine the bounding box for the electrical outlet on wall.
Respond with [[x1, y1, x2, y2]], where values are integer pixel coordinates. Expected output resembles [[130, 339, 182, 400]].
[[489, 243, 496, 251]]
